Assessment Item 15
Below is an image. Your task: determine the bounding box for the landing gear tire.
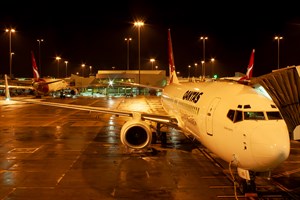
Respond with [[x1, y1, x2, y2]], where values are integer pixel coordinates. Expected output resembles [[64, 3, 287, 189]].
[[155, 123, 167, 146], [161, 132, 167, 145], [151, 132, 157, 144], [238, 179, 256, 194]]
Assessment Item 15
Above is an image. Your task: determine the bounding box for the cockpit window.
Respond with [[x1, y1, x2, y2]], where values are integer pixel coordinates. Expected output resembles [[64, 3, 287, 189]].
[[227, 109, 282, 123], [235, 111, 243, 122], [271, 104, 277, 108], [267, 111, 283, 120], [244, 105, 251, 109], [227, 109, 235, 121], [244, 112, 265, 120]]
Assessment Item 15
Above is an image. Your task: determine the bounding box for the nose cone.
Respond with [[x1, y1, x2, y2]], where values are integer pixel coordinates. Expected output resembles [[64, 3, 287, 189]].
[[251, 123, 290, 171]]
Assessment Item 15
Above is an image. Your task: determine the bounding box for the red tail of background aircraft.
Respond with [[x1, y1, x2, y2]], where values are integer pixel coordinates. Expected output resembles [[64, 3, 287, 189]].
[[31, 51, 40, 81], [238, 49, 255, 82]]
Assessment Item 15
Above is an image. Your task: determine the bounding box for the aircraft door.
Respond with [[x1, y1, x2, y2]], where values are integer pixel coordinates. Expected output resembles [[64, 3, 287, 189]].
[[206, 97, 221, 136]]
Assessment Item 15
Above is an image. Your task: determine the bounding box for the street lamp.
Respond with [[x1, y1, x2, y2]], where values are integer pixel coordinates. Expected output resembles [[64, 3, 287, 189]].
[[274, 36, 283, 69], [200, 36, 208, 78], [64, 61, 68, 78], [56, 56, 61, 78], [81, 64, 85, 77], [134, 20, 144, 87], [211, 58, 215, 78], [37, 39, 44, 76], [125, 37, 132, 70], [188, 65, 191, 78], [194, 63, 198, 77], [89, 66, 92, 76], [201, 60, 205, 80], [150, 58, 155, 70], [6, 28, 15, 78]]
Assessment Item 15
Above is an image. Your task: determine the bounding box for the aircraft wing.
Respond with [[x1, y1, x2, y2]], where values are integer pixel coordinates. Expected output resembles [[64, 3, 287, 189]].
[[37, 79, 65, 85], [15, 98, 178, 126], [0, 84, 33, 90], [0, 76, 34, 90]]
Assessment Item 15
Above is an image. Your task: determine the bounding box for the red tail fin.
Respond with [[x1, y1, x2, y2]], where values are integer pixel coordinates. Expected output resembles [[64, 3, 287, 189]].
[[238, 49, 255, 82], [168, 29, 179, 84], [31, 51, 40, 80]]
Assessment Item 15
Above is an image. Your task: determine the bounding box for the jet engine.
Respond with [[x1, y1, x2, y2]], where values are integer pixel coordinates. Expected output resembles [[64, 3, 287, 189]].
[[69, 87, 78, 96], [120, 114, 152, 149]]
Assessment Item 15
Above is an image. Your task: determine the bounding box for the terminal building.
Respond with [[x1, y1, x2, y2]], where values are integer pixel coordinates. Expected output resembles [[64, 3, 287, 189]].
[[69, 70, 167, 96]]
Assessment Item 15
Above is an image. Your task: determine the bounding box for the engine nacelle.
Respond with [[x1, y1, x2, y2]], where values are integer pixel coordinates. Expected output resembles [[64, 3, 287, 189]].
[[120, 118, 152, 149], [69, 87, 78, 96]]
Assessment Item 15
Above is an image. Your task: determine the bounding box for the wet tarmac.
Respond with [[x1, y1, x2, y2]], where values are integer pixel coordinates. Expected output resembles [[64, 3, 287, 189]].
[[0, 96, 299, 200]]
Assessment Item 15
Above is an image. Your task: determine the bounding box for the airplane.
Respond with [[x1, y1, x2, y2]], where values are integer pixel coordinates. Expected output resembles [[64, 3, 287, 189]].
[[219, 49, 255, 83], [9, 29, 290, 195], [30, 51, 78, 97], [0, 51, 78, 98]]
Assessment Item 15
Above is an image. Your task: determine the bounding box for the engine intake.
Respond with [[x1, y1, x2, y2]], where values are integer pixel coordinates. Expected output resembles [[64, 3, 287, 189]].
[[120, 118, 152, 149]]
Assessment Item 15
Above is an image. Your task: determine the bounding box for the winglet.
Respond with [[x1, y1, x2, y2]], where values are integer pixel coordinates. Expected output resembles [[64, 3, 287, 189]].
[[31, 51, 40, 81], [4, 74, 11, 100], [238, 49, 255, 82], [168, 29, 179, 84]]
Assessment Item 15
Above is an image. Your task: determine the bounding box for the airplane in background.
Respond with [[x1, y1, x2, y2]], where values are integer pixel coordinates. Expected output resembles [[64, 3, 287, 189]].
[[238, 49, 254, 83], [30, 51, 78, 97], [0, 52, 78, 98], [10, 29, 290, 195], [219, 49, 255, 83]]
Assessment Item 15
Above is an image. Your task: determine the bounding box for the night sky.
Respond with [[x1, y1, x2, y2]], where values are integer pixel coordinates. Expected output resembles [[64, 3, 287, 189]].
[[0, 1, 299, 79]]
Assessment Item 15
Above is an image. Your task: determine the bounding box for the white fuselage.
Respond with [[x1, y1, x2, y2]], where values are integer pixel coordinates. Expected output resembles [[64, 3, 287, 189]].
[[33, 78, 69, 95], [161, 80, 290, 172]]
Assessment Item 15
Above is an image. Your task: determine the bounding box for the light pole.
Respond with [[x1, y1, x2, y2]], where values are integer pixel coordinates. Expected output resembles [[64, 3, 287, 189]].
[[89, 66, 92, 76], [81, 64, 85, 77], [200, 36, 208, 79], [56, 56, 61, 78], [10, 52, 14, 77], [274, 36, 283, 69], [64, 61, 68, 78], [134, 20, 144, 87], [6, 28, 15, 77], [150, 58, 155, 70], [125, 37, 132, 70], [188, 65, 191, 78], [194, 63, 198, 77], [211, 58, 215, 78], [201, 60, 204, 79], [37, 39, 44, 76]]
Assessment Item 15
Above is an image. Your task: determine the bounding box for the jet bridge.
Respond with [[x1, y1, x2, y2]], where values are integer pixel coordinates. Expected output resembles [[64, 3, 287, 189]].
[[251, 66, 300, 140]]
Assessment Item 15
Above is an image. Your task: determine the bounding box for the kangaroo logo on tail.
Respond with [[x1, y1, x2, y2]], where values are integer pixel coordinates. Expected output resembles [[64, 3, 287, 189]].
[[168, 29, 179, 84], [238, 49, 255, 82], [31, 51, 40, 81]]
